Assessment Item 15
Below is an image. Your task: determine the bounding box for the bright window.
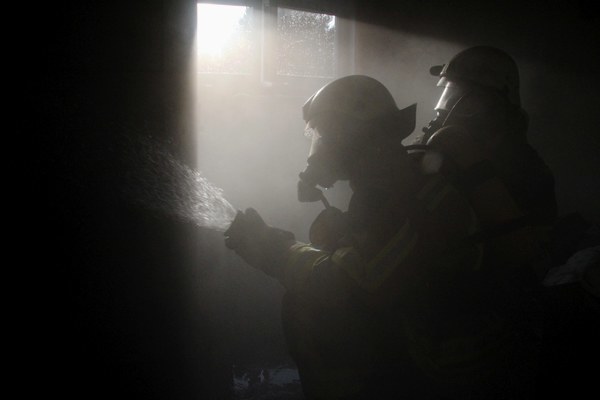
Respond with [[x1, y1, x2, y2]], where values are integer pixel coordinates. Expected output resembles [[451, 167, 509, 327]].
[[277, 8, 336, 78], [196, 2, 343, 80], [196, 3, 255, 74]]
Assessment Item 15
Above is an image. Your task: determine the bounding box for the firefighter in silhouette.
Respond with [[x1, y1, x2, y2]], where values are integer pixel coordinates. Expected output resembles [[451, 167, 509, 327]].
[[225, 75, 539, 399], [419, 47, 600, 398], [419, 46, 557, 279], [418, 46, 572, 397]]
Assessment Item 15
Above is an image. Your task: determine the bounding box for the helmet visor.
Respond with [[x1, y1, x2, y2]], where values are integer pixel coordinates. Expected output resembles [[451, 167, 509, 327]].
[[435, 79, 468, 112]]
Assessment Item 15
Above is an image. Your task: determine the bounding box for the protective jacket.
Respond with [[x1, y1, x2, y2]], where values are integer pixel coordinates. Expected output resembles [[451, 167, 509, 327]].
[[278, 154, 535, 399]]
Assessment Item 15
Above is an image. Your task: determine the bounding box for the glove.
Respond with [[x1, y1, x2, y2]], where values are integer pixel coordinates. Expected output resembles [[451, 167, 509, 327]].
[[224, 208, 296, 280]]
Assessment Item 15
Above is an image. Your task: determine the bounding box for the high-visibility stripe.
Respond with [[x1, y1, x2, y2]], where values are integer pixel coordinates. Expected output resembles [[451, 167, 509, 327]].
[[367, 221, 412, 270], [286, 244, 322, 269], [416, 175, 455, 213], [283, 175, 478, 292], [283, 243, 328, 291], [416, 175, 443, 202], [366, 234, 419, 291], [331, 247, 364, 284], [425, 182, 453, 212], [361, 221, 420, 291]]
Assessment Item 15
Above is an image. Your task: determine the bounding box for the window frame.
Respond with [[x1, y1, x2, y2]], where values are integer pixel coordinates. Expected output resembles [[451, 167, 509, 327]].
[[195, 0, 355, 92]]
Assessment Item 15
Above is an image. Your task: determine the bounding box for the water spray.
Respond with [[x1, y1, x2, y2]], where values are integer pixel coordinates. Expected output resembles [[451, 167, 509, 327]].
[[122, 135, 237, 232]]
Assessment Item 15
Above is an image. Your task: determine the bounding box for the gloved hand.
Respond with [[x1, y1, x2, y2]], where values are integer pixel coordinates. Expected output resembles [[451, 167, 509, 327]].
[[224, 208, 296, 280]]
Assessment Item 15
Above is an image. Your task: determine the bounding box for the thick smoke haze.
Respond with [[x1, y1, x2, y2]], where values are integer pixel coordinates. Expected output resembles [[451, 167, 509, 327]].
[[30, 1, 598, 398]]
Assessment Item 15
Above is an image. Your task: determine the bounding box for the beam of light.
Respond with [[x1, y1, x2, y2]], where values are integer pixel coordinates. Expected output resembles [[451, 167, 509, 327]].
[[196, 3, 249, 57]]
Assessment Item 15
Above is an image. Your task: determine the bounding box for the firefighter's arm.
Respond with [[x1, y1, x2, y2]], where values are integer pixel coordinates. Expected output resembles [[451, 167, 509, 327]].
[[281, 171, 473, 294], [281, 218, 420, 294], [222, 207, 353, 289]]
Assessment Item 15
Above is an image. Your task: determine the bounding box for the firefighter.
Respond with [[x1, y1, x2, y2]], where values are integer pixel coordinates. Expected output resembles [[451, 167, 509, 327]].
[[419, 46, 558, 271], [225, 75, 536, 399], [417, 46, 570, 397]]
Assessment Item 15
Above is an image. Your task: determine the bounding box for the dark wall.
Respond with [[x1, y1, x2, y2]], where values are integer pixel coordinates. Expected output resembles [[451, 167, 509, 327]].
[[30, 0, 598, 398], [31, 1, 289, 399]]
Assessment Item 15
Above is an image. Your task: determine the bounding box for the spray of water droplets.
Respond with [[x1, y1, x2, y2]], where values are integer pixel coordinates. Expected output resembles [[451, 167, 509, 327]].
[[122, 135, 237, 231]]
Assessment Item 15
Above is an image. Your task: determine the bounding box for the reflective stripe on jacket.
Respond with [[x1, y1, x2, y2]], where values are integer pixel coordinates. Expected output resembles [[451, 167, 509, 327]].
[[282, 173, 480, 294]]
